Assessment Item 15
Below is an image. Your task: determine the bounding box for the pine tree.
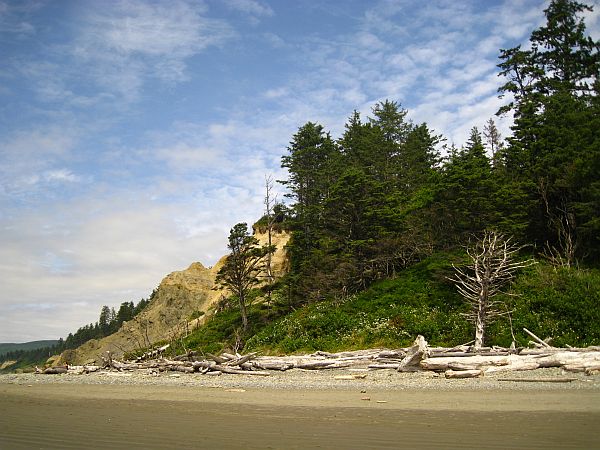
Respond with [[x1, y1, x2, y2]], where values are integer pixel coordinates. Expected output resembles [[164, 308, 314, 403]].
[[497, 0, 599, 262], [215, 223, 273, 331], [437, 128, 497, 240]]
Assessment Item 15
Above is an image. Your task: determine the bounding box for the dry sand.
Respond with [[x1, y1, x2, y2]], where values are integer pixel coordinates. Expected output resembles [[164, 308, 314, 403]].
[[1, 369, 600, 449]]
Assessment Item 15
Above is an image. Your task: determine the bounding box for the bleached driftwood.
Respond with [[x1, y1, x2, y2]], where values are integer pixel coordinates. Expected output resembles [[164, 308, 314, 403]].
[[421, 355, 510, 371], [498, 377, 577, 383], [445, 369, 482, 379], [34, 333, 600, 379], [397, 335, 429, 372], [523, 328, 551, 348]]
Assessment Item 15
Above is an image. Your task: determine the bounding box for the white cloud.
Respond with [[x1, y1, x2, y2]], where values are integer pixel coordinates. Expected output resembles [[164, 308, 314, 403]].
[[223, 0, 274, 18], [2, 0, 576, 343], [262, 32, 286, 48], [43, 169, 82, 184], [0, 194, 232, 341], [72, 0, 235, 98], [0, 127, 82, 197]]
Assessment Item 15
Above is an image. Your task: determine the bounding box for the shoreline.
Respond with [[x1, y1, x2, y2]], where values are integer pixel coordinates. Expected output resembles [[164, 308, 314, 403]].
[[2, 366, 600, 411], [3, 369, 600, 449]]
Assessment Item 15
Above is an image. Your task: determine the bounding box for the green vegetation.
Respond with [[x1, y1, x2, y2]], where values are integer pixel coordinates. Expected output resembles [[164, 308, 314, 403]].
[[62, 293, 154, 349], [177, 0, 599, 356], [176, 256, 600, 355], [489, 265, 600, 348], [6, 1, 597, 369], [215, 223, 274, 331], [0, 340, 59, 357]]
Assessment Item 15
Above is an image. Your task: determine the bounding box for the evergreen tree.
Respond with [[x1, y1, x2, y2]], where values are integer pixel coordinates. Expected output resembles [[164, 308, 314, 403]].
[[98, 305, 112, 336], [497, 0, 599, 262], [215, 223, 273, 330], [437, 128, 497, 240], [280, 122, 339, 257], [483, 118, 503, 166], [400, 123, 442, 194]]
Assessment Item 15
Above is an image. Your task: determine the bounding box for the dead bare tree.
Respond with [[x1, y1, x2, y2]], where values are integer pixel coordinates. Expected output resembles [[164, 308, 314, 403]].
[[450, 231, 535, 351], [483, 118, 503, 166], [263, 174, 277, 303]]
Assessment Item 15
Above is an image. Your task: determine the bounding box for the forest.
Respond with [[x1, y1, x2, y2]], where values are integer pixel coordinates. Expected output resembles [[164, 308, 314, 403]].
[[272, 0, 599, 305]]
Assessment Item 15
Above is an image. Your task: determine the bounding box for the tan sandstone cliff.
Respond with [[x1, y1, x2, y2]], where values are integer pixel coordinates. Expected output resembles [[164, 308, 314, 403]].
[[64, 229, 290, 365]]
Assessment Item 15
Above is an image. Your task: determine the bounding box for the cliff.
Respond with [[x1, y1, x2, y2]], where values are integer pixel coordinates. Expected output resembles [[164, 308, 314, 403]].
[[64, 229, 290, 364]]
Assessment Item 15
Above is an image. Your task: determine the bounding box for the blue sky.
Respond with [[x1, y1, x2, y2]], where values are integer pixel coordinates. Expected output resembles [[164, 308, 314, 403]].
[[1, 0, 598, 342]]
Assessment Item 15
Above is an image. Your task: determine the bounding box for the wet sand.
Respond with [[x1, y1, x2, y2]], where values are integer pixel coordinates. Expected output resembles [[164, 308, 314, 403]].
[[2, 381, 600, 449]]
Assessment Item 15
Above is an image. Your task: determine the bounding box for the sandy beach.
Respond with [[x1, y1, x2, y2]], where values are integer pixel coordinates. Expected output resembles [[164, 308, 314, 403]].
[[2, 369, 600, 449]]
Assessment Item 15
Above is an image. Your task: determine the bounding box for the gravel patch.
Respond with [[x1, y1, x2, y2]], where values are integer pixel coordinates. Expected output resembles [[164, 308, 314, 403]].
[[2, 366, 599, 392]]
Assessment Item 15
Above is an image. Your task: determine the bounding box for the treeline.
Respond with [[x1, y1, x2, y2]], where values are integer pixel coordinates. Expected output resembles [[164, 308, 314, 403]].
[[0, 292, 155, 368], [0, 341, 65, 369], [63, 294, 154, 349], [277, 0, 599, 307]]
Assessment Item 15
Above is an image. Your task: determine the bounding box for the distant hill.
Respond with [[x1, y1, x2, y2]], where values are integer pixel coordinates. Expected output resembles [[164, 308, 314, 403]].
[[0, 340, 59, 356]]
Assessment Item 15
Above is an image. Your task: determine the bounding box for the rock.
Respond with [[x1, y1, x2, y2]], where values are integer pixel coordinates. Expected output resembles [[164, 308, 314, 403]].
[[66, 229, 291, 364]]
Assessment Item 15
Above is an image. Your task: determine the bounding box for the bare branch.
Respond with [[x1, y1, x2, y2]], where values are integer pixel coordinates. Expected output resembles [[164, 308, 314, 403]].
[[449, 230, 535, 350]]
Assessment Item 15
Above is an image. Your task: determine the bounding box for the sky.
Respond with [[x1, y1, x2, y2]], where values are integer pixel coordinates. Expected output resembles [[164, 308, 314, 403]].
[[1, 0, 599, 343]]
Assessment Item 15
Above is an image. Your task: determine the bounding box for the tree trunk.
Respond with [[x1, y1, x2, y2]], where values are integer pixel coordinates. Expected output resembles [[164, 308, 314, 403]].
[[474, 292, 487, 350], [239, 291, 248, 331]]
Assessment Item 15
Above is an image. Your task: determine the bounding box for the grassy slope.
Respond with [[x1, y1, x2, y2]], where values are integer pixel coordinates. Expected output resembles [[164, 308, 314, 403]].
[[176, 255, 600, 356]]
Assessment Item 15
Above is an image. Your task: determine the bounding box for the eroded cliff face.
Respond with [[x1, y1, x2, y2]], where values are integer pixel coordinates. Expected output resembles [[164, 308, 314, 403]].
[[64, 229, 290, 365]]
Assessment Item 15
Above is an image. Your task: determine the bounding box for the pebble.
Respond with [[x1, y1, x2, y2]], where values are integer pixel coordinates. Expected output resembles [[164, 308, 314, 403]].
[[1, 367, 599, 392]]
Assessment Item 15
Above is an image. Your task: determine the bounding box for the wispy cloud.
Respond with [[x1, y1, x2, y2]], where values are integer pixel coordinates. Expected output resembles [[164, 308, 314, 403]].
[[223, 0, 274, 19], [0, 126, 82, 197], [71, 0, 235, 99], [0, 1, 36, 36], [261, 0, 546, 145], [5, 0, 591, 342]]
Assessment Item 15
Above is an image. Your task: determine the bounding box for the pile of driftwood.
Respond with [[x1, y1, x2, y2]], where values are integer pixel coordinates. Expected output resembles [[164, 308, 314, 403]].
[[38, 329, 600, 379]]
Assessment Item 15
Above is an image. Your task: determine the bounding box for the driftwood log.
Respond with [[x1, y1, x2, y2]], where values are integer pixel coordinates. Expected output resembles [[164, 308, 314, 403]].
[[35, 329, 600, 379]]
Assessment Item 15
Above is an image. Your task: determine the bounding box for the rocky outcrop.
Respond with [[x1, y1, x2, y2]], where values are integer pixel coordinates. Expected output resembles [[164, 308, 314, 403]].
[[63, 229, 290, 365]]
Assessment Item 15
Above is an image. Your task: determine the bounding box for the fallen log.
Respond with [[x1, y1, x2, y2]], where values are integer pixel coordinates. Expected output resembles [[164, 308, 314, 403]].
[[376, 350, 406, 359], [43, 366, 68, 374], [206, 353, 228, 364], [295, 360, 337, 369], [173, 365, 194, 374], [497, 377, 577, 383], [563, 362, 600, 373], [368, 363, 400, 370], [484, 360, 540, 374], [421, 355, 509, 371], [445, 369, 482, 379], [523, 328, 551, 348], [192, 361, 217, 370], [213, 365, 270, 376], [224, 352, 258, 366], [252, 361, 294, 371], [112, 361, 139, 371]]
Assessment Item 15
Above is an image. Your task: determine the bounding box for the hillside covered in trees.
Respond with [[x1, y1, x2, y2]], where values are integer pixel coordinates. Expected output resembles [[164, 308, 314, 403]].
[[176, 0, 599, 356]]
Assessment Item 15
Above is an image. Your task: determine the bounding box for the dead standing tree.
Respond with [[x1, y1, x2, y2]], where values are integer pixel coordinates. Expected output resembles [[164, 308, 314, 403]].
[[450, 231, 535, 351], [263, 175, 277, 301]]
